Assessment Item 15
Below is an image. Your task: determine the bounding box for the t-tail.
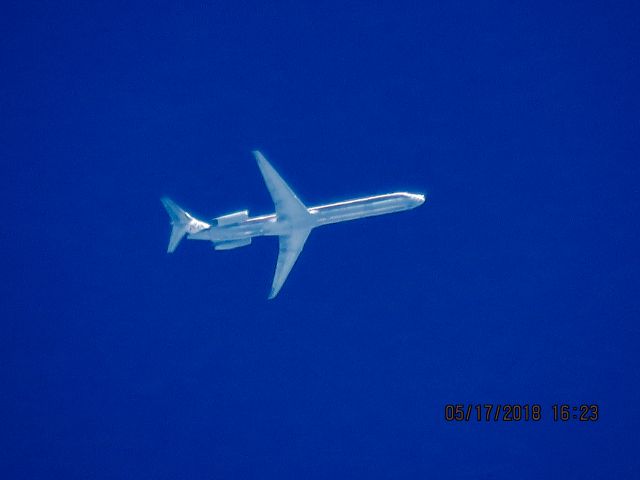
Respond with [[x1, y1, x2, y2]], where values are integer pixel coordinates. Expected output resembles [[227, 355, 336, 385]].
[[161, 197, 211, 252]]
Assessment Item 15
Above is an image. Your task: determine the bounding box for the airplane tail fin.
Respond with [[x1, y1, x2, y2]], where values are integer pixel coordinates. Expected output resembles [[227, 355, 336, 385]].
[[161, 197, 210, 253]]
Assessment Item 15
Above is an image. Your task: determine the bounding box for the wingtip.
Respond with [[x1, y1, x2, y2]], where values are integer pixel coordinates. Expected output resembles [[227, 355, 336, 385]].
[[268, 284, 282, 299]]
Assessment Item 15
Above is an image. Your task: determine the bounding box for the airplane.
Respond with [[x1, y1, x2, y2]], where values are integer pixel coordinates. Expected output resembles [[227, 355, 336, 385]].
[[162, 151, 425, 299]]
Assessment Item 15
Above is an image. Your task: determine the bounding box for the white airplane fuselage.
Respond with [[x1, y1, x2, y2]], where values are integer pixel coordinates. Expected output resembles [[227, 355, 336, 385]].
[[189, 192, 425, 242]]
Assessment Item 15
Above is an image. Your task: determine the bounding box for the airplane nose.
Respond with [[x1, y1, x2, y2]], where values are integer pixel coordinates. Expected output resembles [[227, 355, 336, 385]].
[[414, 194, 425, 205]]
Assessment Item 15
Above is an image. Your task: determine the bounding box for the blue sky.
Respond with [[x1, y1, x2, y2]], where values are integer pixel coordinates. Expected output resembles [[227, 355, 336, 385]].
[[1, 1, 639, 478]]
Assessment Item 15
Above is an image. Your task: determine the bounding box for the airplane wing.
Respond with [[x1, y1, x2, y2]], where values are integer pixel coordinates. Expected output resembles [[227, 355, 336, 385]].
[[269, 228, 311, 299], [253, 150, 309, 221], [253, 151, 314, 299]]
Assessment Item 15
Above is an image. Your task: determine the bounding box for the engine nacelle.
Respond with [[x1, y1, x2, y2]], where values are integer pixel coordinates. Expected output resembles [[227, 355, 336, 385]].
[[214, 238, 252, 250], [214, 210, 249, 227]]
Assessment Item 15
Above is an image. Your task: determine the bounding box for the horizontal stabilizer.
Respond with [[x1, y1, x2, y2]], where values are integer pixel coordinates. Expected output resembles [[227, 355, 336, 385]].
[[161, 197, 210, 252], [167, 224, 188, 253]]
